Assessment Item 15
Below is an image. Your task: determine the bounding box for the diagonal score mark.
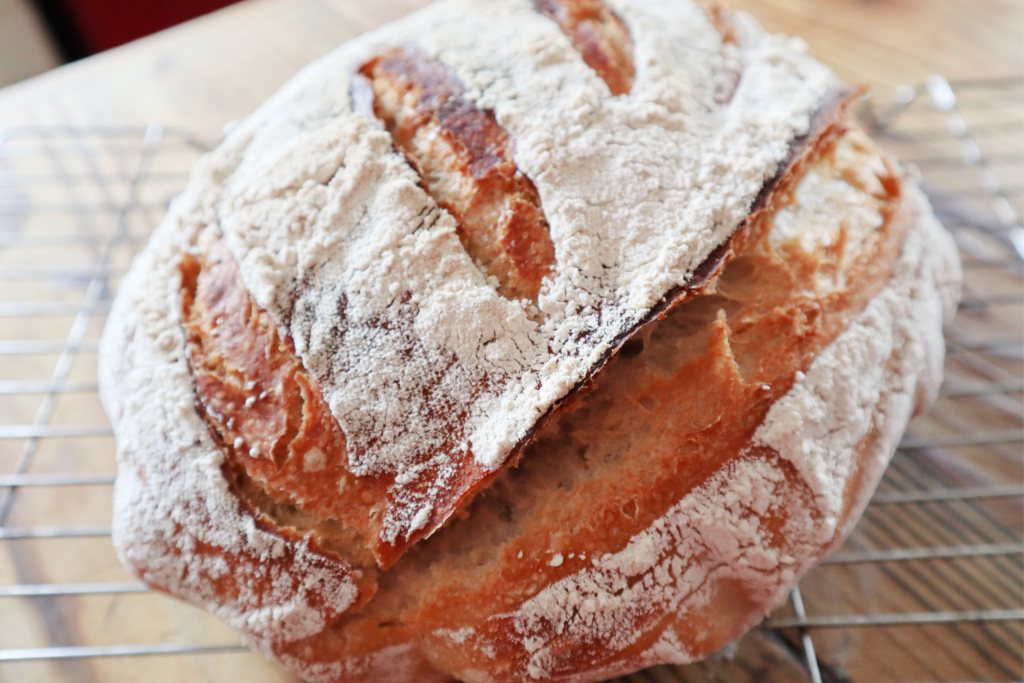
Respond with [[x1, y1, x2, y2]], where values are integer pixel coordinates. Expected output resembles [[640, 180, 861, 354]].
[[353, 45, 556, 302], [533, 0, 636, 96]]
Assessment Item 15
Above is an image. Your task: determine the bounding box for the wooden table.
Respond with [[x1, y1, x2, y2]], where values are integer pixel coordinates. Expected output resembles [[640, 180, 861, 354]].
[[0, 2, 1020, 683]]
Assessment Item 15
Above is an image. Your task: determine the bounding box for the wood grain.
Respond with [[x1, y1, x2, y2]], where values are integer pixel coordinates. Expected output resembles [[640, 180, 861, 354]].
[[722, 0, 1023, 93]]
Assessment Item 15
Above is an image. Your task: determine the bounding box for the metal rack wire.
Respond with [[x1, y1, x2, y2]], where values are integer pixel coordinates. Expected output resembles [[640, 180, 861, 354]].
[[0, 77, 1021, 683]]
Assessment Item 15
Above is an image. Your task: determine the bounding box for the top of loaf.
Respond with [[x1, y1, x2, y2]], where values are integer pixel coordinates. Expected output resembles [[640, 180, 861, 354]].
[[175, 0, 838, 554]]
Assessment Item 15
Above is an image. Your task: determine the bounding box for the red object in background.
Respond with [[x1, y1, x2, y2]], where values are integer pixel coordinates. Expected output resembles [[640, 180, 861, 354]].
[[59, 0, 242, 54]]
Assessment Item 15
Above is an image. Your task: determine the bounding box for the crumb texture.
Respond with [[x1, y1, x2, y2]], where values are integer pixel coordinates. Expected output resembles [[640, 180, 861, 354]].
[[494, 183, 960, 682], [227, 129, 957, 683]]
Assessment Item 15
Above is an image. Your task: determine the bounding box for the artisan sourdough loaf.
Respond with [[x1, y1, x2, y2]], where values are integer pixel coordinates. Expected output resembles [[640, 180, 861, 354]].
[[98, 0, 962, 681]]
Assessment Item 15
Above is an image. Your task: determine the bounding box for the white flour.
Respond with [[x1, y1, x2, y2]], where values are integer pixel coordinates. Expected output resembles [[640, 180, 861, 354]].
[[496, 184, 960, 681], [100, 144, 359, 644], [206, 0, 837, 544], [99, 0, 960, 667]]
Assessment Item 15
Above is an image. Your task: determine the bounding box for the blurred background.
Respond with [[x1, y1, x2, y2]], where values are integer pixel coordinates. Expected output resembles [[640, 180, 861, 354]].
[[0, 0, 242, 87]]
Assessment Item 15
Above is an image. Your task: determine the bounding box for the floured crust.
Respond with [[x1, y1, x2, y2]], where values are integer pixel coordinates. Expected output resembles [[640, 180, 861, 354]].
[[99, 161, 367, 644], [533, 0, 636, 96], [180, 239, 386, 572], [354, 46, 557, 303], [205, 0, 839, 554], [99, 1, 962, 682], [237, 139, 958, 683]]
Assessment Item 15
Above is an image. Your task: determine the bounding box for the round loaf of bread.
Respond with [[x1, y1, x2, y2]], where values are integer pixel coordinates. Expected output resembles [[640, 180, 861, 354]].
[[98, 1, 962, 681]]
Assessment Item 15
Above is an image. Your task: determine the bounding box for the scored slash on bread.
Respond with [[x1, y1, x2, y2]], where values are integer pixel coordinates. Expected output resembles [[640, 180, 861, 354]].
[[176, 32, 695, 571], [533, 0, 636, 97], [258, 99, 925, 680], [353, 46, 556, 303], [177, 8, 708, 572], [182, 241, 386, 574], [99, 1, 962, 681]]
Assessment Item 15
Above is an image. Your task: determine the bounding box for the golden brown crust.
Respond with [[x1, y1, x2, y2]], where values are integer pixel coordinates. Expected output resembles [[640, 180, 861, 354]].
[[376, 118, 909, 666], [235, 108, 920, 682], [354, 46, 556, 302], [182, 238, 507, 570], [181, 94, 881, 564], [182, 241, 389, 569], [533, 0, 635, 96], [103, 3, 960, 679], [179, 83, 843, 582]]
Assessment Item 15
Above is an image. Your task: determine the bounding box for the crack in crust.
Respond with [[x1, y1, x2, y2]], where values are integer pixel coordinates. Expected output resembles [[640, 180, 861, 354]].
[[353, 45, 556, 302], [181, 240, 388, 569], [100, 1, 962, 678], [176, 93, 865, 579], [259, 117, 919, 682], [181, 238, 506, 571], [158, 80, 944, 682], [533, 0, 636, 96]]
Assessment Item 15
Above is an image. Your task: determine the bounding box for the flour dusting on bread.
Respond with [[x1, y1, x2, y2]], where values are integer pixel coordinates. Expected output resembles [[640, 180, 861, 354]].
[[503, 185, 959, 680], [97, 1, 962, 680], [212, 0, 837, 547], [100, 147, 362, 644], [756, 185, 961, 534]]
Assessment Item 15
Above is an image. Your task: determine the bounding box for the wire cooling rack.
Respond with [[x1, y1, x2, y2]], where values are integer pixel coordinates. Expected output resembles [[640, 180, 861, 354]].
[[0, 77, 1021, 683]]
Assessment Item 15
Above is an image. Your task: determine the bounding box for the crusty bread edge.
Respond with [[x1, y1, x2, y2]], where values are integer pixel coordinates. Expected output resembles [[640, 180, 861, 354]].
[[98, 147, 364, 645], [461, 181, 961, 683], [231, 179, 959, 683], [99, 121, 960, 682]]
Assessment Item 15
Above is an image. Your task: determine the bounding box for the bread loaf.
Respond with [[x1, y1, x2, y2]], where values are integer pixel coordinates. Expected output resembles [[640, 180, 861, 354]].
[[98, 1, 962, 681]]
